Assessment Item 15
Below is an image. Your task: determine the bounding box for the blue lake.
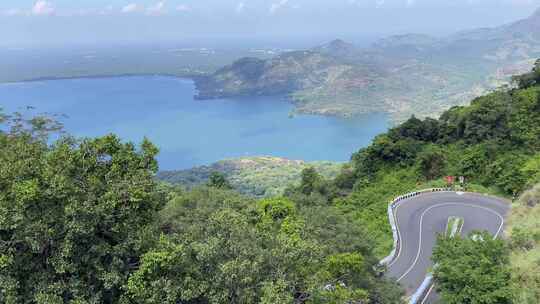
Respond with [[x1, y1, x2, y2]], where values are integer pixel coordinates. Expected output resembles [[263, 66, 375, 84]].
[[0, 76, 389, 170]]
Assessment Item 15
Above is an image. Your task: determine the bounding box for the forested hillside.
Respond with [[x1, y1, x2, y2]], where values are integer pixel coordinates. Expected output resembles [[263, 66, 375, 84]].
[[310, 59, 540, 255], [1, 61, 539, 303]]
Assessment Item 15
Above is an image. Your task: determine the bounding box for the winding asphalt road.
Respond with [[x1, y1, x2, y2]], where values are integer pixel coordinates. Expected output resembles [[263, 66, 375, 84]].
[[385, 191, 510, 303]]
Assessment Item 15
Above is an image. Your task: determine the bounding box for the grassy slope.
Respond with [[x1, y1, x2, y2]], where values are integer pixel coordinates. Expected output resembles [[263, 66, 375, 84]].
[[507, 184, 540, 303]]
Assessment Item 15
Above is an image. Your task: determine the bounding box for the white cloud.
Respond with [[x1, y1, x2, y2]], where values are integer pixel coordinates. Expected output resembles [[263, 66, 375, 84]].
[[147, 1, 166, 15], [121, 3, 141, 13], [270, 0, 289, 14], [236, 2, 245, 13], [176, 4, 191, 12], [32, 0, 54, 16]]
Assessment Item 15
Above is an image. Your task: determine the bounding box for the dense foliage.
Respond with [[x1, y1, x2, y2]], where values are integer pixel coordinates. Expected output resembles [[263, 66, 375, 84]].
[[0, 113, 165, 303], [0, 112, 401, 303], [127, 188, 402, 303], [432, 232, 513, 304]]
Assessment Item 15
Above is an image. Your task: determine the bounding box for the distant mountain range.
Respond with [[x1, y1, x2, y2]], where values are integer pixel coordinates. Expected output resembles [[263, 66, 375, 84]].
[[195, 8, 540, 121]]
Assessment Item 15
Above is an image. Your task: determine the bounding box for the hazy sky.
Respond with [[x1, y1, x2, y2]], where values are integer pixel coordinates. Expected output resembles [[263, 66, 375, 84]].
[[1, 0, 540, 48]]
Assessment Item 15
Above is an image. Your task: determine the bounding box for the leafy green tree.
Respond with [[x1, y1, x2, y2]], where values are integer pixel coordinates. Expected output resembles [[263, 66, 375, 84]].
[[509, 86, 540, 150], [257, 197, 296, 222], [127, 208, 266, 304], [300, 167, 322, 195], [333, 164, 356, 190], [417, 145, 447, 180], [486, 153, 528, 195], [284, 167, 341, 206], [456, 144, 490, 183], [260, 280, 294, 304], [432, 231, 513, 304], [0, 115, 164, 303], [390, 115, 440, 142], [207, 171, 233, 189], [368, 136, 421, 167]]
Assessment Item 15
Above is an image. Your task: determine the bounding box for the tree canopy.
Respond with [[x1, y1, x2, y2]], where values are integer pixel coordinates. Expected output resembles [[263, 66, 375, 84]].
[[0, 113, 402, 303], [432, 232, 513, 304], [0, 115, 165, 303]]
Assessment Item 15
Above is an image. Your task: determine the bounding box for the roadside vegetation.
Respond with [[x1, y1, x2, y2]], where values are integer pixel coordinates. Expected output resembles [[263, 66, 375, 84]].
[[432, 232, 513, 304], [0, 61, 539, 303], [508, 183, 540, 303]]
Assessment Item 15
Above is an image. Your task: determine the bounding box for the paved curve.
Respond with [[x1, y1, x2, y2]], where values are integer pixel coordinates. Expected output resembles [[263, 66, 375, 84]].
[[385, 192, 510, 303]]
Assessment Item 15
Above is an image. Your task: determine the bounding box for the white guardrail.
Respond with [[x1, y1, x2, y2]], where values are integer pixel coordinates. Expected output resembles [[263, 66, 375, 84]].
[[409, 274, 434, 304], [379, 187, 453, 304]]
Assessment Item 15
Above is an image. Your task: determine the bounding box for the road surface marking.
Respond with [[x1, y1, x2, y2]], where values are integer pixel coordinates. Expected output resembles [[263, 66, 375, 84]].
[[421, 284, 436, 304], [396, 202, 504, 282]]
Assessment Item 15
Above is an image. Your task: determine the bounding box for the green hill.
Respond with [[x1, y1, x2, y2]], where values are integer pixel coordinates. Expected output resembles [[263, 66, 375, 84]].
[[157, 156, 342, 197]]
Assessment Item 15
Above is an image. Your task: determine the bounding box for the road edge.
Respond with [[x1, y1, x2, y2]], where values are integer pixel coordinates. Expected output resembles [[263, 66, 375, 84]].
[[381, 190, 510, 304], [379, 188, 452, 266]]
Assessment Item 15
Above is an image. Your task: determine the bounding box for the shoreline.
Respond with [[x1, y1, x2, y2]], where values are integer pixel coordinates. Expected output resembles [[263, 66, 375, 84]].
[[0, 74, 395, 123], [0, 73, 199, 85]]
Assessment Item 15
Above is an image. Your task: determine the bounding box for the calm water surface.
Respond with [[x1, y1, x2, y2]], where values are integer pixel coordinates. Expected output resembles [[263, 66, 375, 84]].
[[0, 76, 389, 170]]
